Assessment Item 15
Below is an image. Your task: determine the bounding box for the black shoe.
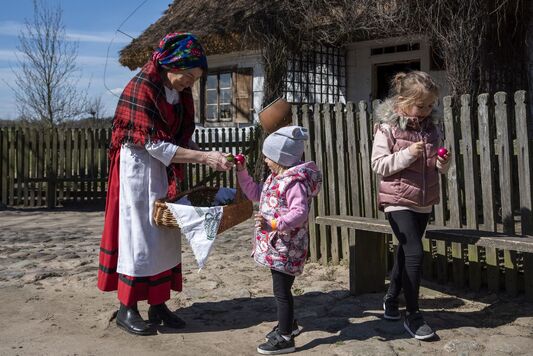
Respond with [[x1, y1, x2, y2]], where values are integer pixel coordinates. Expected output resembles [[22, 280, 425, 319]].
[[404, 311, 435, 340], [148, 303, 186, 329], [265, 319, 301, 341], [383, 296, 401, 320], [116, 303, 157, 336], [257, 331, 295, 355]]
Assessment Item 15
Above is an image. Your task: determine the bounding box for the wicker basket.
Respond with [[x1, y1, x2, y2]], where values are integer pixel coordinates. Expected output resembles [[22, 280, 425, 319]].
[[153, 183, 253, 234]]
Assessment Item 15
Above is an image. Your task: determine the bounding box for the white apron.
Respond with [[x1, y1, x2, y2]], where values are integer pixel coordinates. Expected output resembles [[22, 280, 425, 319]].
[[116, 141, 181, 276]]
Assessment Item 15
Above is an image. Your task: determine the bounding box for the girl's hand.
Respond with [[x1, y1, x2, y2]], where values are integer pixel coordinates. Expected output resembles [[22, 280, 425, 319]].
[[203, 151, 233, 171], [408, 141, 425, 157], [437, 151, 450, 165], [254, 213, 270, 232], [235, 161, 246, 172]]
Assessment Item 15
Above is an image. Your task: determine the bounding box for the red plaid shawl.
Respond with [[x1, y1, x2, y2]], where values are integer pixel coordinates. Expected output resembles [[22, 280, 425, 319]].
[[110, 60, 195, 199]]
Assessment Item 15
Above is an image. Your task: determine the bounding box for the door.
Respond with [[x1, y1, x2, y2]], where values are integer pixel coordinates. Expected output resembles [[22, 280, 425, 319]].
[[373, 60, 421, 100]]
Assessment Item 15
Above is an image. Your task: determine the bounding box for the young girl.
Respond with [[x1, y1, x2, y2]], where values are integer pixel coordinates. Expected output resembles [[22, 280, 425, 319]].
[[236, 126, 322, 355], [371, 71, 451, 340]]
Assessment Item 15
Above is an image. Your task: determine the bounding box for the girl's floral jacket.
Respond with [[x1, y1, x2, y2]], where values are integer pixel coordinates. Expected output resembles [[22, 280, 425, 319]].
[[237, 161, 322, 275]]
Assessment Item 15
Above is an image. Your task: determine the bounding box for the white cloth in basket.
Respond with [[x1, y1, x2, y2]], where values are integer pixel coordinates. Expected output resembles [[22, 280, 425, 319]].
[[165, 188, 236, 269]]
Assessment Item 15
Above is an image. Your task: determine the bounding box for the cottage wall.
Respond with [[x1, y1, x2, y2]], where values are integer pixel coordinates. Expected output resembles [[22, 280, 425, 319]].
[[206, 50, 264, 125], [345, 36, 448, 113], [527, 1, 533, 125]]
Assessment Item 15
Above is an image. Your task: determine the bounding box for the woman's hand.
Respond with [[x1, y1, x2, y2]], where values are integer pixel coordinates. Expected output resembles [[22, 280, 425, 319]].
[[408, 141, 425, 158], [203, 151, 233, 171]]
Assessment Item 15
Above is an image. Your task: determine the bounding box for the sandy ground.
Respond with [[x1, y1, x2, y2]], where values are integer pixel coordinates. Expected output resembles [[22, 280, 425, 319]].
[[0, 208, 533, 356]]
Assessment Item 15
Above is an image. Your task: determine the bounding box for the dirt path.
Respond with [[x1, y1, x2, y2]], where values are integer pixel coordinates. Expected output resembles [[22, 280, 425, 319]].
[[0, 209, 532, 355]]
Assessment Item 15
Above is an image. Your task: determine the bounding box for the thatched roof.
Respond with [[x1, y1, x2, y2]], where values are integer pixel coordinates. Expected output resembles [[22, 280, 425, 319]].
[[119, 1, 275, 70], [118, 0, 371, 69]]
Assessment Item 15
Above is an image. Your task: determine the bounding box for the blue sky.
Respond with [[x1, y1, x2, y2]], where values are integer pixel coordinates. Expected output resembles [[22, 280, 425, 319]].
[[0, 0, 172, 119]]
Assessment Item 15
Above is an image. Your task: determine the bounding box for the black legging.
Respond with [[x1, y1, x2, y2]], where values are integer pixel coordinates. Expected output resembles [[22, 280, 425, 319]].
[[386, 210, 429, 313], [271, 269, 296, 335]]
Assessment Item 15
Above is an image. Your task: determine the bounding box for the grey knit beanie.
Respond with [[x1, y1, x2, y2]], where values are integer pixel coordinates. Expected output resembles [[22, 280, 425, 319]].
[[262, 126, 309, 167]]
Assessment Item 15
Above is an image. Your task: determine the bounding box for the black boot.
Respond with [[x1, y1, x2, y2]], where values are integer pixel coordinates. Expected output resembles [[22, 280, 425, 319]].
[[116, 303, 157, 336], [148, 303, 186, 329]]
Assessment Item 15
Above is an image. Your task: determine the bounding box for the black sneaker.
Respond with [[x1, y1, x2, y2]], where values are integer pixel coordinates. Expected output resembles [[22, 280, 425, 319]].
[[257, 331, 295, 355], [404, 311, 435, 340], [383, 297, 401, 320], [265, 319, 301, 341]]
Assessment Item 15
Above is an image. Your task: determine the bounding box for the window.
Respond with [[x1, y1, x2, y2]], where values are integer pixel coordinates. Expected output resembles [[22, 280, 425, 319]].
[[370, 43, 420, 56], [285, 46, 346, 103], [192, 68, 253, 126], [206, 72, 233, 122]]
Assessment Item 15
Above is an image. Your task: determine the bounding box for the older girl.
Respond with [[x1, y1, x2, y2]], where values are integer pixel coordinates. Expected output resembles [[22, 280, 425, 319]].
[[371, 71, 451, 340]]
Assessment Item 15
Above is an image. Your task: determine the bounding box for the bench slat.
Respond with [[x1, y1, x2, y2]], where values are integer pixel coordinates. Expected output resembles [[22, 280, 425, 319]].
[[316, 215, 392, 234], [316, 215, 533, 253]]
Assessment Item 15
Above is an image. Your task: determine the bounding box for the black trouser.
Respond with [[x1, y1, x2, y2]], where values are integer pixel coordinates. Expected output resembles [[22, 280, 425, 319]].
[[271, 269, 296, 335], [385, 210, 429, 313]]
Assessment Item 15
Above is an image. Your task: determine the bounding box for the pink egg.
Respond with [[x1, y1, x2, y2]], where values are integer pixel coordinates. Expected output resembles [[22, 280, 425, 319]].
[[437, 147, 448, 157], [234, 153, 245, 164]]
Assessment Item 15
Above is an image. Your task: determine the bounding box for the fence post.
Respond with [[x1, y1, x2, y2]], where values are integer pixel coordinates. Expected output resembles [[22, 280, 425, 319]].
[[46, 128, 57, 208], [495, 92, 515, 234], [335, 102, 350, 262], [514, 91, 533, 235], [478, 93, 497, 232], [0, 128, 7, 206], [298, 104, 320, 262], [313, 103, 329, 264], [514, 90, 533, 301], [358, 101, 373, 218], [324, 103, 340, 264]]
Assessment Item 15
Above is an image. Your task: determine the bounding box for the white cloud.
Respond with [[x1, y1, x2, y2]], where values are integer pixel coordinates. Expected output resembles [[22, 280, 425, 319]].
[[0, 21, 133, 44], [0, 67, 18, 83], [108, 87, 124, 96], [0, 49, 22, 61], [0, 21, 22, 37], [66, 31, 132, 44], [78, 55, 118, 66], [0, 49, 117, 67]]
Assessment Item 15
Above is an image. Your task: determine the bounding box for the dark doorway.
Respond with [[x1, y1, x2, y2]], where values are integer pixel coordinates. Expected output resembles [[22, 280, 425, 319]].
[[373, 61, 421, 100]]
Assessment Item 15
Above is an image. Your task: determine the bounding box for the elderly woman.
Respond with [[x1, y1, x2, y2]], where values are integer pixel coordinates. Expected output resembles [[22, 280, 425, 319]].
[[98, 33, 232, 336]]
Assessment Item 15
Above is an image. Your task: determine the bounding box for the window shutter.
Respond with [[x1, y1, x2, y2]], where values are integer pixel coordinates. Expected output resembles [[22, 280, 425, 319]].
[[192, 80, 201, 124], [232, 68, 253, 124]]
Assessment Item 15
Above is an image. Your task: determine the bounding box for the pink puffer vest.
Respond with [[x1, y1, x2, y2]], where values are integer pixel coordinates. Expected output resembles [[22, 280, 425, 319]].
[[377, 117, 441, 210], [254, 162, 322, 276]]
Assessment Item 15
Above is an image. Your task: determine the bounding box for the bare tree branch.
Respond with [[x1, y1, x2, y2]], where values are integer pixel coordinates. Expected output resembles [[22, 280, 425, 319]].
[[7, 0, 88, 127]]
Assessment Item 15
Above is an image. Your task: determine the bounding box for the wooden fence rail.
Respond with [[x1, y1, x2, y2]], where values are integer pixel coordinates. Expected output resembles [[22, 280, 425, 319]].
[[292, 90, 533, 296], [0, 126, 257, 208]]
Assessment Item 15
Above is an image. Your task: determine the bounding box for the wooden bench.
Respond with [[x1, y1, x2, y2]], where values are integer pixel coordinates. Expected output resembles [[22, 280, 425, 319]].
[[316, 215, 533, 300]]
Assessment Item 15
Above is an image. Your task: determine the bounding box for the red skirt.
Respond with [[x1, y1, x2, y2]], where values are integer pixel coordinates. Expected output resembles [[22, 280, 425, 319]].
[[97, 149, 182, 306]]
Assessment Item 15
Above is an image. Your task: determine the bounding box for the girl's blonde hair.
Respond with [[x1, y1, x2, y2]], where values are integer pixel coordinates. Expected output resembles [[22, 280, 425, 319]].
[[268, 159, 288, 174], [391, 71, 439, 110]]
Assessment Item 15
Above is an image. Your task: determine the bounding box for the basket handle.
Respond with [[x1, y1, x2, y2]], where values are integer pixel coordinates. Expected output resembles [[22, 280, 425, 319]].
[[235, 180, 246, 203], [175, 185, 210, 201]]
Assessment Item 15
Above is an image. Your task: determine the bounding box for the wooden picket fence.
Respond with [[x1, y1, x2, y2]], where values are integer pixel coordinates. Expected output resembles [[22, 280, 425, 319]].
[[292, 90, 533, 295], [0, 126, 257, 208]]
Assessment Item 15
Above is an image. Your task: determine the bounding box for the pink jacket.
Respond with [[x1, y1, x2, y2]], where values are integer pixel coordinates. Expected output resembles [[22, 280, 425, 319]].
[[237, 161, 322, 276], [371, 100, 449, 210]]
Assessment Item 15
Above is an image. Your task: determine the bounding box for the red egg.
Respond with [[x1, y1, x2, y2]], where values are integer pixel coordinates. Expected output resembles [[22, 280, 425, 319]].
[[235, 153, 245, 164], [437, 147, 448, 157]]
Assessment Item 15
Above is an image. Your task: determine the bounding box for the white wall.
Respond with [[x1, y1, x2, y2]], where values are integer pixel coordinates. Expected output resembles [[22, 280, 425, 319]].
[[207, 50, 264, 125], [527, 1, 533, 121], [345, 36, 449, 112]]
